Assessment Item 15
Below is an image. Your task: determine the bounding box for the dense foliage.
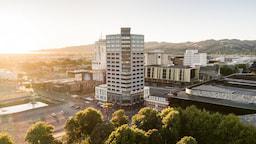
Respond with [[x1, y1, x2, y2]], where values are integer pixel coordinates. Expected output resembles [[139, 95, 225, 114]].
[[24, 122, 55, 144], [105, 124, 148, 144], [110, 109, 129, 128], [16, 106, 256, 144], [64, 108, 103, 143], [0, 132, 15, 144]]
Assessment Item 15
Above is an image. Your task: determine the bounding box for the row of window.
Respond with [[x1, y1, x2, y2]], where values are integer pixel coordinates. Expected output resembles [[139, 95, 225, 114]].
[[107, 76, 144, 80]]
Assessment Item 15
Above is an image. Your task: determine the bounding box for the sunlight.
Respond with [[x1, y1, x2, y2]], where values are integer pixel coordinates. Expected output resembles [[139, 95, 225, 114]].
[[0, 12, 40, 54]]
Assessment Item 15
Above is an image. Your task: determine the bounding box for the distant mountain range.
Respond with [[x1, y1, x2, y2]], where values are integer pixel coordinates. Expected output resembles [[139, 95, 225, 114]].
[[33, 39, 256, 54]]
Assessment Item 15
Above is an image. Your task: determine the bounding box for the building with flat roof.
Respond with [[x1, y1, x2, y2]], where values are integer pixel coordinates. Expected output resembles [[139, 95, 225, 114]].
[[183, 74, 256, 110], [184, 50, 207, 66], [106, 28, 144, 107], [145, 65, 198, 86], [145, 50, 168, 66]]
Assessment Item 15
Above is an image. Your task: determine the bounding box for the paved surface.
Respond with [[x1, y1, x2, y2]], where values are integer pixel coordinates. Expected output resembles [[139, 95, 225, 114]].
[[0, 89, 142, 144], [0, 90, 97, 144]]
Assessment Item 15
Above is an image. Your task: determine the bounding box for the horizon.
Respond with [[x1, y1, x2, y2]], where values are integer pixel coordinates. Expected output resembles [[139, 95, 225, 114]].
[[1, 0, 256, 53]]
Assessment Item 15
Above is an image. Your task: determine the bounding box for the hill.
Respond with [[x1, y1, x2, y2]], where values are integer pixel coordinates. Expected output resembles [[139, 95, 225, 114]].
[[145, 39, 256, 54], [34, 39, 256, 54], [33, 44, 94, 53]]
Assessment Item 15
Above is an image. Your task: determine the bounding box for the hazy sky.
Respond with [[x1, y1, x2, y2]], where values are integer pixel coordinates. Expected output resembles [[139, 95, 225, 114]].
[[0, 0, 256, 52]]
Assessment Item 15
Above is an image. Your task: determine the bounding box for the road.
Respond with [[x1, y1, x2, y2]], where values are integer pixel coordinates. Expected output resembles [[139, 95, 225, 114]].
[[0, 90, 97, 144]]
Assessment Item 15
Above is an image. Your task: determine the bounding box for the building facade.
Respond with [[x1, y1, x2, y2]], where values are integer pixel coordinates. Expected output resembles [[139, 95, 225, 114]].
[[145, 95, 169, 112], [95, 85, 150, 105], [106, 28, 144, 107], [92, 39, 106, 70], [95, 84, 107, 103], [145, 65, 197, 85], [183, 50, 207, 66], [144, 50, 168, 66]]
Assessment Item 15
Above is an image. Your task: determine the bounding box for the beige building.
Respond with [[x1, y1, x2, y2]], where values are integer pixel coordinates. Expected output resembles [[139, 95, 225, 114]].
[[144, 50, 168, 66], [145, 65, 198, 84]]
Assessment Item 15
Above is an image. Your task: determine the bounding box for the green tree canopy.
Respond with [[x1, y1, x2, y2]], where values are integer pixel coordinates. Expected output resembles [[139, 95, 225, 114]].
[[146, 129, 163, 144], [161, 110, 181, 144], [132, 107, 161, 131], [103, 103, 113, 109], [176, 136, 197, 144], [24, 121, 54, 144], [220, 65, 235, 76], [0, 132, 15, 144], [64, 117, 81, 144], [64, 108, 103, 143], [105, 124, 148, 144], [90, 122, 115, 144], [110, 109, 129, 127]]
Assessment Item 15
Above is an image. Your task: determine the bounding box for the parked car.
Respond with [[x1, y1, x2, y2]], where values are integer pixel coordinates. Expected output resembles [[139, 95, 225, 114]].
[[52, 113, 56, 117]]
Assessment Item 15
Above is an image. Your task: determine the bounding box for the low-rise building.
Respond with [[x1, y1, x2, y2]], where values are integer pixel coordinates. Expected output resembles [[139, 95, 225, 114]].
[[67, 69, 106, 83], [95, 85, 150, 105], [144, 87, 170, 112], [184, 50, 207, 66], [145, 95, 169, 112], [145, 65, 198, 85]]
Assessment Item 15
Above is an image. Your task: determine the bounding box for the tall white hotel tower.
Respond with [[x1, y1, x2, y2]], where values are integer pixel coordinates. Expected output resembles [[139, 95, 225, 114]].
[[106, 28, 144, 107]]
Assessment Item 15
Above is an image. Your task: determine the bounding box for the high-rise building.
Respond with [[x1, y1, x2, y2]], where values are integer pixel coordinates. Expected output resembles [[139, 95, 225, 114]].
[[106, 28, 144, 107], [183, 50, 207, 66], [92, 39, 106, 70]]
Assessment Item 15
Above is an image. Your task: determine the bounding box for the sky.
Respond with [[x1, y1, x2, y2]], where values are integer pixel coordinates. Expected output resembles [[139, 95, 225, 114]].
[[0, 0, 256, 53]]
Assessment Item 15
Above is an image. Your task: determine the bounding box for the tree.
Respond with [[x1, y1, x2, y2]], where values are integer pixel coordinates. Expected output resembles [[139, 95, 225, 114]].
[[160, 107, 174, 119], [105, 124, 148, 144], [90, 122, 115, 144], [0, 132, 15, 144], [177, 106, 223, 144], [64, 108, 103, 143], [51, 139, 63, 144], [176, 136, 197, 144], [220, 65, 234, 76], [146, 129, 163, 144], [76, 108, 103, 136], [64, 117, 81, 144], [103, 103, 113, 109], [24, 121, 54, 144], [161, 110, 181, 144], [217, 114, 256, 144], [235, 64, 247, 73], [132, 107, 161, 131], [110, 109, 129, 127]]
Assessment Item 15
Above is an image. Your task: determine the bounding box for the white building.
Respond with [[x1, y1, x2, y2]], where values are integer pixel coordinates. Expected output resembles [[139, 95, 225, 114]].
[[183, 50, 207, 66], [145, 95, 169, 112], [95, 84, 108, 103], [106, 28, 145, 107], [92, 39, 106, 70], [95, 85, 150, 104]]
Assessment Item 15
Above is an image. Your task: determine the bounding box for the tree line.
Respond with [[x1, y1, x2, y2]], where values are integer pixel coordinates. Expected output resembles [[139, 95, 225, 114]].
[[1, 105, 256, 144]]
